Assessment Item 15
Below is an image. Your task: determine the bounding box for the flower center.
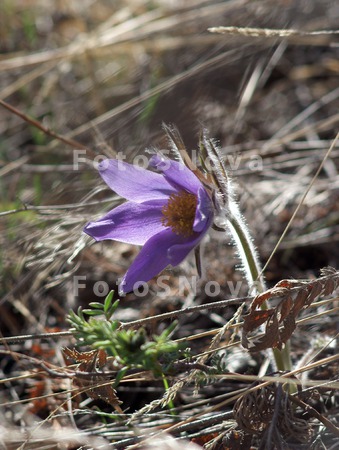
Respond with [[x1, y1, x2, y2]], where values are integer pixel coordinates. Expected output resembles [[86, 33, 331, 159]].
[[161, 191, 197, 237]]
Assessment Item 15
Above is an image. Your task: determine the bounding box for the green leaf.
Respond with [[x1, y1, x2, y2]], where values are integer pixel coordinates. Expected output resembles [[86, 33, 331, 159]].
[[104, 291, 114, 313], [88, 302, 105, 309], [82, 309, 104, 316], [103, 290, 113, 312], [110, 321, 119, 331]]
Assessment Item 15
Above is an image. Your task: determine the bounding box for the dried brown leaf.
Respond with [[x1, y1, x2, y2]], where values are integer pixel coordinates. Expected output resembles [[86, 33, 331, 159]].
[[279, 295, 292, 321], [279, 314, 296, 347], [243, 309, 273, 333]]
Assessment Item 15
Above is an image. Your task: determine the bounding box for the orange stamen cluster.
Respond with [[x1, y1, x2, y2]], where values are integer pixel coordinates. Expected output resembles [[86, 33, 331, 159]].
[[161, 191, 197, 237]]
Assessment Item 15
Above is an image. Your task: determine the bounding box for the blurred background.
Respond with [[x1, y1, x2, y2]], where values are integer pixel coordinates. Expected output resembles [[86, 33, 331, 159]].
[[1, 2, 339, 447], [1, 0, 338, 343]]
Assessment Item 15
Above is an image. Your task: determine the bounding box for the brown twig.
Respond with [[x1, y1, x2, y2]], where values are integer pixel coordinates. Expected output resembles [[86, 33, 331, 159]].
[[0, 98, 94, 154], [0, 296, 250, 344]]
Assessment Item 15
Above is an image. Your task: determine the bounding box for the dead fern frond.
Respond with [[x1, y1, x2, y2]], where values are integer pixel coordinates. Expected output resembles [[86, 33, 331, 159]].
[[242, 267, 339, 351], [63, 347, 124, 414], [233, 379, 313, 447]]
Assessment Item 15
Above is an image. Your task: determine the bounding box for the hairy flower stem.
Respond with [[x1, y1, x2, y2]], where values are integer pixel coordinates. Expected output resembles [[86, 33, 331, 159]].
[[227, 205, 266, 295], [227, 204, 292, 373]]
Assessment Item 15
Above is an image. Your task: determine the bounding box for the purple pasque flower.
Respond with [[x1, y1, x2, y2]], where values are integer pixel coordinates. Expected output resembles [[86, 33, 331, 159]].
[[84, 155, 214, 293]]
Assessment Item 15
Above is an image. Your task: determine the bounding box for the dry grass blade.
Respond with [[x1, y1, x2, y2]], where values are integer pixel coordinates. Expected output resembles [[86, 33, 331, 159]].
[[209, 26, 339, 38]]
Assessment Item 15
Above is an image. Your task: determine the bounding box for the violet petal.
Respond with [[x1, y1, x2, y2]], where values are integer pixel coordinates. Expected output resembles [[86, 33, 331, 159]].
[[84, 200, 166, 245], [149, 154, 202, 195], [120, 228, 187, 293], [167, 228, 209, 267], [98, 159, 175, 202], [193, 186, 213, 232]]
